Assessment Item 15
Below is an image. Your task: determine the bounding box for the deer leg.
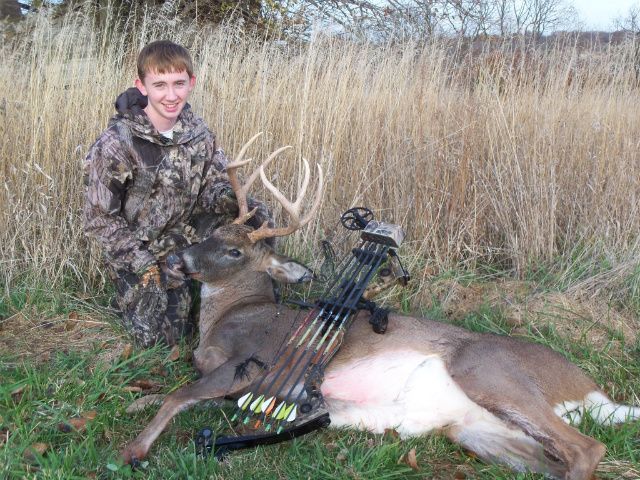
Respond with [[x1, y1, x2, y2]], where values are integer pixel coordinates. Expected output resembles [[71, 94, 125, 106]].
[[494, 404, 605, 480], [452, 375, 605, 480], [445, 407, 566, 478], [121, 358, 256, 464]]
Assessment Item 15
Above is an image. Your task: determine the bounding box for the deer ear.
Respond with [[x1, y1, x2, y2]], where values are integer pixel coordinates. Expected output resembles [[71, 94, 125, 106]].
[[265, 255, 314, 284]]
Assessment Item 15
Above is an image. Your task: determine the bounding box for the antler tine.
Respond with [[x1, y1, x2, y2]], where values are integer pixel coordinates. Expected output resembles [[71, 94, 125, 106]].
[[245, 145, 293, 194], [226, 132, 263, 223], [258, 158, 311, 218], [248, 161, 324, 243], [293, 158, 311, 212], [226, 132, 263, 169], [300, 162, 324, 226], [231, 145, 292, 225]]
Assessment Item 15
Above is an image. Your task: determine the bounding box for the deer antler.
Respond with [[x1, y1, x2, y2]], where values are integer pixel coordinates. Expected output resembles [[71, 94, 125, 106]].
[[226, 133, 290, 225], [247, 158, 324, 243], [225, 133, 324, 243]]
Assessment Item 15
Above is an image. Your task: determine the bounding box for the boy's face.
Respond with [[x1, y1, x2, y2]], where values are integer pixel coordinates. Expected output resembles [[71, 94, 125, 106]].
[[135, 69, 196, 131]]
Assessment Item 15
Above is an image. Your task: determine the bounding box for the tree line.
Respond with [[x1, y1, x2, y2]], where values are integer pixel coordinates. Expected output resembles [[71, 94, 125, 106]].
[[0, 0, 604, 40]]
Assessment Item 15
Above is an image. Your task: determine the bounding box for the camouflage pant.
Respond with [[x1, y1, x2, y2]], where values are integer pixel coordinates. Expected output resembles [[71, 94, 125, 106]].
[[111, 269, 198, 347]]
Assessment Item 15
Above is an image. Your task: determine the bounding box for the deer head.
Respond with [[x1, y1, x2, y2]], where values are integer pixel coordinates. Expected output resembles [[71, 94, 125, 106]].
[[182, 132, 323, 281], [178, 223, 314, 286]]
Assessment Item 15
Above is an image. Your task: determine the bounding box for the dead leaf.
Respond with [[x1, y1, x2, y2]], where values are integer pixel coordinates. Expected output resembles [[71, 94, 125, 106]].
[[65, 311, 79, 330], [23, 442, 48, 463], [69, 417, 87, 431], [336, 448, 348, 462], [150, 365, 168, 377], [454, 471, 467, 479], [176, 430, 191, 445], [166, 345, 180, 362], [0, 427, 9, 446], [384, 428, 399, 439], [120, 344, 133, 361], [30, 442, 49, 454], [325, 442, 338, 451], [122, 386, 143, 393], [57, 423, 72, 433], [129, 379, 162, 391], [58, 417, 87, 433], [398, 448, 420, 471], [81, 410, 97, 420], [11, 385, 26, 402]]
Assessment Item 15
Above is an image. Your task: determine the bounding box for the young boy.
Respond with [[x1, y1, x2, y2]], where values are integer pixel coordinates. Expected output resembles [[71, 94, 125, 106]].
[[83, 40, 271, 347]]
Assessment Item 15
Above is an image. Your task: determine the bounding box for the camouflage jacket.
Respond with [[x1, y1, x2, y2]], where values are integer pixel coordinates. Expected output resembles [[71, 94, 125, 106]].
[[83, 88, 270, 274]]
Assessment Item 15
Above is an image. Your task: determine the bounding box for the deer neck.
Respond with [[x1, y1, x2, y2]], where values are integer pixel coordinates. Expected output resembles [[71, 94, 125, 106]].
[[198, 272, 275, 332]]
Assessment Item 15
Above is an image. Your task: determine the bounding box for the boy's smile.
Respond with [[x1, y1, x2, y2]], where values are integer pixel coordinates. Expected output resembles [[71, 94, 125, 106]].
[[135, 69, 196, 132]]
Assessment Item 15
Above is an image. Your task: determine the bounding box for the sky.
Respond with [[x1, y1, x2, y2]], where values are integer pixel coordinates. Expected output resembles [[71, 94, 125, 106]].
[[572, 0, 639, 30]]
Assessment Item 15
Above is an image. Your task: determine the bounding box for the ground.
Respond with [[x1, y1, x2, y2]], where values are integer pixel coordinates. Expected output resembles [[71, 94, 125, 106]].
[[1, 279, 639, 479]]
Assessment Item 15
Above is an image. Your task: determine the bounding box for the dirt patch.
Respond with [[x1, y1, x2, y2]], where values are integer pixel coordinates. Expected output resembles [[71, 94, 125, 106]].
[[417, 278, 638, 351], [0, 309, 124, 365], [511, 292, 637, 348]]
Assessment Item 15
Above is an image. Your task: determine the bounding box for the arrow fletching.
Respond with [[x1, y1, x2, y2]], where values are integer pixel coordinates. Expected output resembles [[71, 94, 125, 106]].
[[262, 396, 275, 414], [250, 394, 265, 412], [274, 402, 296, 421], [286, 404, 297, 422], [237, 392, 253, 410]]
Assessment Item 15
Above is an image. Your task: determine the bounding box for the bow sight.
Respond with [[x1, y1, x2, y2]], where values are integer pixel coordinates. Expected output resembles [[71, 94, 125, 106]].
[[196, 207, 409, 458]]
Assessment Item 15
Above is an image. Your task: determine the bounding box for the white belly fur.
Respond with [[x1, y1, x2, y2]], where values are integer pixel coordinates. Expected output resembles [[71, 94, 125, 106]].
[[321, 350, 495, 437]]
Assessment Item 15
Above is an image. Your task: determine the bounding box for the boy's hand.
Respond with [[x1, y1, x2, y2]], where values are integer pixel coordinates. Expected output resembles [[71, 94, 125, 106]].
[[140, 264, 161, 288], [136, 265, 167, 313], [161, 260, 187, 289]]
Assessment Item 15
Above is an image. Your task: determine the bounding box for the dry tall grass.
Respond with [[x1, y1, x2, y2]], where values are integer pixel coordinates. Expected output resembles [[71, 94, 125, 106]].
[[1, 5, 640, 301]]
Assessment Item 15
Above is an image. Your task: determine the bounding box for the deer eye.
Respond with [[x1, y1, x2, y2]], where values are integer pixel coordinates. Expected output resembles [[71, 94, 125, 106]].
[[228, 248, 242, 258]]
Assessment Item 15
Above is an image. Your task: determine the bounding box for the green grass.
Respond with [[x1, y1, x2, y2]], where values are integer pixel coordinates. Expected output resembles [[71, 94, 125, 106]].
[[2, 293, 639, 480], [0, 275, 113, 322]]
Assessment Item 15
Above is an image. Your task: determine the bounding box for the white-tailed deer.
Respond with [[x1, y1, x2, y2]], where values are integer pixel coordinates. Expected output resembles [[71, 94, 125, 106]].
[[121, 135, 639, 480]]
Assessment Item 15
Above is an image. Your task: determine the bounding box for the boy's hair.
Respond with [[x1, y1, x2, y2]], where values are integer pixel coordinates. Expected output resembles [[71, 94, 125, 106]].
[[137, 40, 194, 81]]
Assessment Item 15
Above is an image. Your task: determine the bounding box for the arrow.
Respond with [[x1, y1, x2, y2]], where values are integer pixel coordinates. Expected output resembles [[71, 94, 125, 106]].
[[264, 243, 389, 432]]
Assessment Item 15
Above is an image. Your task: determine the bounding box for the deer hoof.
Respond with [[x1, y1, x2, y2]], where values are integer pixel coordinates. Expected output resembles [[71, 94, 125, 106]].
[[121, 445, 147, 466]]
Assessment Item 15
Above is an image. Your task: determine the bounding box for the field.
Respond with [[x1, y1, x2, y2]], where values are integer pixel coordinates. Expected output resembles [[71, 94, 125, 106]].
[[1, 4, 640, 479]]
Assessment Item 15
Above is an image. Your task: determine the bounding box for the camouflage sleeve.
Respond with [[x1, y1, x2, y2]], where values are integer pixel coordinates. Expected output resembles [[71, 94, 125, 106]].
[[83, 132, 157, 273], [198, 132, 273, 230]]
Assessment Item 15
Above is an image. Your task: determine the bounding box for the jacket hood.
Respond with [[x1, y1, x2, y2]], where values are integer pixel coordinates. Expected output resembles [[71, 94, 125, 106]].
[[108, 87, 208, 145]]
